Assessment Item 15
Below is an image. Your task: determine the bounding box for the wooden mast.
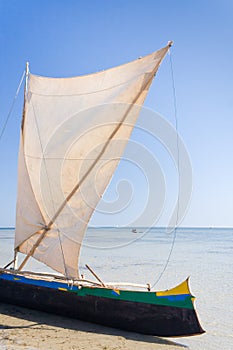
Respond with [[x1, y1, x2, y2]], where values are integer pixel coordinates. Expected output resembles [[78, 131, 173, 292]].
[[14, 61, 29, 270]]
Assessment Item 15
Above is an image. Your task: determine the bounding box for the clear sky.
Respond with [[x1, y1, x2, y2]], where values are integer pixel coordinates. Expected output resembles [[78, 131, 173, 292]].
[[0, 0, 233, 228]]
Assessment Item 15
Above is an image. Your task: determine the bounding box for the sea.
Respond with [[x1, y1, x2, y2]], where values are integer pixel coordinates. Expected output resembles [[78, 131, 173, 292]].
[[0, 227, 232, 350]]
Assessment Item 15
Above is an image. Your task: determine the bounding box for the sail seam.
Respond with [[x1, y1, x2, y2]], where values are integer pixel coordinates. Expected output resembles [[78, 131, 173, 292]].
[[28, 72, 158, 97], [26, 98, 68, 277]]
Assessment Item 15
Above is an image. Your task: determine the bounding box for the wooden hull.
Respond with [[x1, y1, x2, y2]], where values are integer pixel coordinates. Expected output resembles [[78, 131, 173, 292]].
[[0, 272, 204, 337]]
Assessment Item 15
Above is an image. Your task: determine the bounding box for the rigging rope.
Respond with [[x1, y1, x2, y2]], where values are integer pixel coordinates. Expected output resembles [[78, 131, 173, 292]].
[[151, 48, 180, 289], [0, 70, 25, 142]]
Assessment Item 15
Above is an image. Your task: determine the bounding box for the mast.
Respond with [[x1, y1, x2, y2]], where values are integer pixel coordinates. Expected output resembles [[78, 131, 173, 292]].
[[14, 61, 29, 270], [25, 62, 29, 93]]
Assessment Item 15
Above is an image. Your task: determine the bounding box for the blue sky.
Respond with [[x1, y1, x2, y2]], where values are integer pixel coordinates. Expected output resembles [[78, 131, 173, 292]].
[[0, 0, 233, 227]]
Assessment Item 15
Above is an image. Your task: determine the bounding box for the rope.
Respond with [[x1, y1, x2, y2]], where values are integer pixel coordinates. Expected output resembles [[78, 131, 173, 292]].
[[151, 48, 180, 289], [0, 70, 25, 142]]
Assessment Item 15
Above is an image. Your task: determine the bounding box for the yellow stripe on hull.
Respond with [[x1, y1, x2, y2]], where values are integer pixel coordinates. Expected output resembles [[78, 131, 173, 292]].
[[156, 278, 192, 297]]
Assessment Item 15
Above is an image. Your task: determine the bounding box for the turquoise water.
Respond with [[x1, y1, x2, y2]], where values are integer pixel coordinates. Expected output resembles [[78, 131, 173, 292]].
[[0, 227, 232, 349]]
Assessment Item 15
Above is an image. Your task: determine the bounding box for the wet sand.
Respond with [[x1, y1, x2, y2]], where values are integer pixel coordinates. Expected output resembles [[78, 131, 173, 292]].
[[0, 303, 187, 350]]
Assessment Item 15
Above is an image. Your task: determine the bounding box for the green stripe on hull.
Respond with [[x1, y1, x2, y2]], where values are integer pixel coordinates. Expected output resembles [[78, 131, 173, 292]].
[[70, 286, 194, 309]]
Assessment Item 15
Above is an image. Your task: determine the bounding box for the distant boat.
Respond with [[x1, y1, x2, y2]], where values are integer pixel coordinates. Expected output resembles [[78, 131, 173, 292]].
[[132, 229, 137, 233], [0, 41, 204, 337]]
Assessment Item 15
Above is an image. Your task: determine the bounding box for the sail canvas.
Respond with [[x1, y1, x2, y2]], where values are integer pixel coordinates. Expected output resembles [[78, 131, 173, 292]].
[[15, 45, 171, 277]]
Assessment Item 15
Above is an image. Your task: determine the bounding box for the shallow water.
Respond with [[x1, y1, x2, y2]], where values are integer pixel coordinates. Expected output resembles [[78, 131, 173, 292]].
[[0, 227, 232, 349]]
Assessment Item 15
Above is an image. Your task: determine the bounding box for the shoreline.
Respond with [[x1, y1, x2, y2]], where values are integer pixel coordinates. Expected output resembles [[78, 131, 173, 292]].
[[0, 303, 187, 349]]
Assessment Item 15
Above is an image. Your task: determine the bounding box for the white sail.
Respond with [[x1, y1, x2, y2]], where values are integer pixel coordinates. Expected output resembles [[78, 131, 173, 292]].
[[15, 43, 171, 278]]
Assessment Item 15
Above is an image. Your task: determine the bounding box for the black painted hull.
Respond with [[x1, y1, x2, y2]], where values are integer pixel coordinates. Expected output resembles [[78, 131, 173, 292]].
[[0, 278, 204, 337]]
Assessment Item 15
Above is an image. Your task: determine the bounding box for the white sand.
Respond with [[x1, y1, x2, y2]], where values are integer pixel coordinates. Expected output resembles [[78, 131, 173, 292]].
[[0, 303, 187, 349]]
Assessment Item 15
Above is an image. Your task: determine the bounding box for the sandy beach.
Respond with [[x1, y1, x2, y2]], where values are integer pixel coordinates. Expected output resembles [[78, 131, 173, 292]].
[[0, 303, 187, 350]]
